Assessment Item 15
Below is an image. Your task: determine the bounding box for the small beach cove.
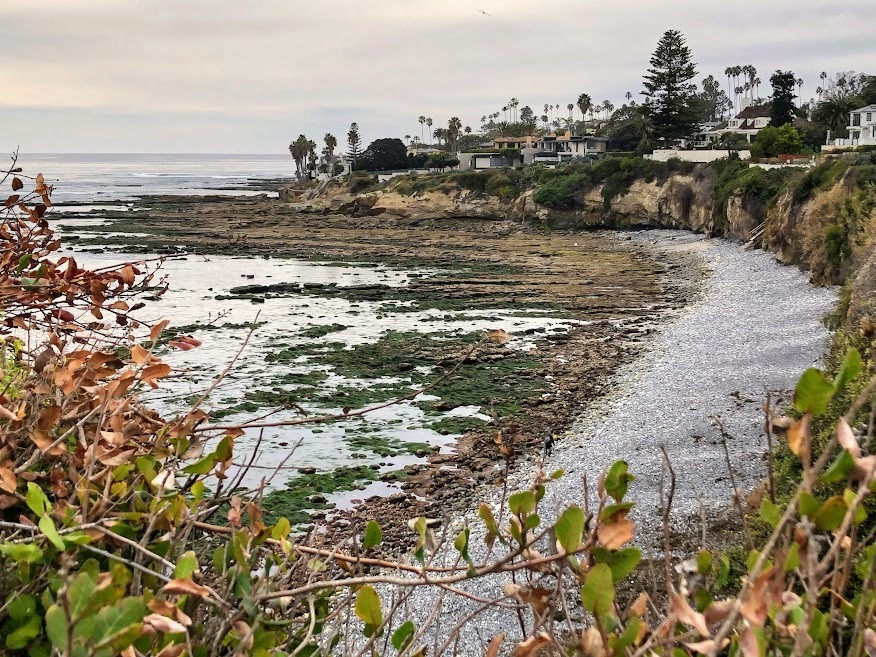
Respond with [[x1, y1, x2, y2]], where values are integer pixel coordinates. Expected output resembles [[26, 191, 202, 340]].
[[57, 196, 697, 531]]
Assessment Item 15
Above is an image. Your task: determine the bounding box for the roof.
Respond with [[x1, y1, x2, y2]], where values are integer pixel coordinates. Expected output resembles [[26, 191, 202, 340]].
[[735, 104, 772, 119], [852, 104, 876, 113], [493, 136, 533, 143]]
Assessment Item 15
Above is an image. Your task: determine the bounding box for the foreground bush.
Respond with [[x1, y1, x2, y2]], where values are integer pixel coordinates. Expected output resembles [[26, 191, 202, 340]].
[[1, 159, 875, 656]]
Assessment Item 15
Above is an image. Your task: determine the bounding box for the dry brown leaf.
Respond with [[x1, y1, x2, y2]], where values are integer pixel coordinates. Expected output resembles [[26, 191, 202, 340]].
[[233, 620, 254, 653], [144, 613, 187, 635], [155, 644, 187, 657], [486, 634, 505, 657], [703, 599, 735, 625], [738, 625, 761, 657], [504, 584, 552, 619], [162, 577, 211, 598], [670, 591, 710, 637], [150, 319, 170, 343], [787, 413, 811, 460], [578, 627, 606, 657], [228, 495, 243, 528], [513, 632, 551, 657], [627, 591, 650, 619], [0, 466, 16, 494], [597, 515, 634, 549], [740, 566, 781, 628], [131, 344, 150, 365], [838, 418, 876, 480]]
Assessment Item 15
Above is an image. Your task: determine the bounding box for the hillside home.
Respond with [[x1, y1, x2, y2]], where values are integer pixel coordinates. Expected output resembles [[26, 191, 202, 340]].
[[532, 132, 608, 164], [828, 104, 876, 148], [699, 100, 772, 145]]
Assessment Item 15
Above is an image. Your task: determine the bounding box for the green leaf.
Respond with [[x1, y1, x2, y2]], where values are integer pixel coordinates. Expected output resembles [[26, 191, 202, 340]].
[[581, 563, 614, 615], [6, 614, 41, 649], [272, 517, 291, 541], [0, 542, 44, 564], [591, 547, 642, 583], [391, 620, 416, 652], [794, 368, 835, 416], [363, 521, 382, 550], [173, 551, 198, 578], [15, 254, 32, 274], [834, 348, 862, 394], [783, 542, 800, 573], [696, 550, 712, 575], [843, 488, 867, 525], [820, 450, 856, 484], [25, 482, 50, 516], [7, 594, 37, 622], [759, 498, 781, 529], [814, 496, 847, 531], [44, 605, 68, 652], [67, 572, 97, 620], [478, 504, 498, 534], [604, 461, 634, 501], [182, 451, 217, 475], [524, 513, 541, 532], [38, 515, 65, 551], [508, 491, 536, 516], [611, 616, 640, 652], [799, 492, 820, 518], [453, 528, 470, 563], [715, 555, 730, 589], [550, 468, 565, 480], [555, 506, 585, 553], [91, 597, 146, 648], [354, 585, 382, 636], [600, 502, 635, 522]]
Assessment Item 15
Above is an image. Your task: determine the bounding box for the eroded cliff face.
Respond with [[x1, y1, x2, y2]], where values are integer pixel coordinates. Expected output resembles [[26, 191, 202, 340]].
[[293, 171, 875, 288]]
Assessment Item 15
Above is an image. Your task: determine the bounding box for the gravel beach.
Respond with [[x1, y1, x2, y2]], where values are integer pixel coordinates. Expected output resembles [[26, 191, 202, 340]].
[[335, 230, 838, 654]]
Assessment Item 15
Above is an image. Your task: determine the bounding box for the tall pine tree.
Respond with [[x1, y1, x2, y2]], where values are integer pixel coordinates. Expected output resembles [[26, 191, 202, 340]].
[[769, 70, 797, 127], [641, 29, 700, 142], [347, 122, 362, 169]]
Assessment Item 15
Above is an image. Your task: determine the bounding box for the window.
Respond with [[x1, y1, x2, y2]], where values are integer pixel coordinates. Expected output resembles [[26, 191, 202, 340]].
[[852, 113, 861, 126], [868, 113, 873, 122]]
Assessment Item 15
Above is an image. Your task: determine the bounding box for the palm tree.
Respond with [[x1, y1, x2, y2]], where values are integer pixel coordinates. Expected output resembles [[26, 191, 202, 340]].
[[625, 91, 633, 104], [724, 67, 734, 105], [480, 115, 487, 128], [541, 114, 549, 130], [796, 77, 804, 102], [754, 77, 762, 101], [510, 97, 519, 123], [601, 100, 613, 121], [567, 103, 574, 123], [425, 118, 433, 144], [814, 94, 861, 136], [543, 103, 550, 121], [418, 116, 426, 143], [288, 134, 310, 179], [576, 93, 592, 124], [448, 116, 463, 152], [464, 126, 472, 135], [732, 66, 743, 106], [323, 133, 337, 171]]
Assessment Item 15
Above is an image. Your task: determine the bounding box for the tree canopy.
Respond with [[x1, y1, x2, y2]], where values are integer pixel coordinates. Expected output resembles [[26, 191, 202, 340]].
[[641, 29, 701, 142], [357, 138, 409, 171], [750, 124, 804, 158], [769, 70, 797, 127]]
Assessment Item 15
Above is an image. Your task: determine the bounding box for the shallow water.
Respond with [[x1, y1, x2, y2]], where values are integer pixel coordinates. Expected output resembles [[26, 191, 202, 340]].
[[65, 246, 580, 492]]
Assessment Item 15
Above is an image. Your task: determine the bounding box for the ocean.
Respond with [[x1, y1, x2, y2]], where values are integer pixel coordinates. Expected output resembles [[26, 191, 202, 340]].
[[13, 152, 294, 204]]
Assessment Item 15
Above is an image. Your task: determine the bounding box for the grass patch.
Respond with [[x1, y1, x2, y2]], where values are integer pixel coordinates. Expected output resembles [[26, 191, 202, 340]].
[[261, 466, 380, 524]]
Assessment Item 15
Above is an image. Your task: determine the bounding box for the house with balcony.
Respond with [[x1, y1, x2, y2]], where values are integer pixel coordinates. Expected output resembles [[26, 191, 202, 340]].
[[531, 132, 608, 165], [826, 104, 876, 149]]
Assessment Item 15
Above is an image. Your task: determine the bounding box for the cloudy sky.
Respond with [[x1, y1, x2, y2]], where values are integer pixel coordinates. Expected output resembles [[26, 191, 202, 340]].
[[1, 0, 872, 154]]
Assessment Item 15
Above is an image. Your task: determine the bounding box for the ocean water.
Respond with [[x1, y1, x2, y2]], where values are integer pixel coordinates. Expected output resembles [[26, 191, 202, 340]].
[[12, 152, 294, 204]]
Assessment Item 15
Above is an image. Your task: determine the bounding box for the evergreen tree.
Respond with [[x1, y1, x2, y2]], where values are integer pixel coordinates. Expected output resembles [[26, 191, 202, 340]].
[[770, 70, 797, 127], [347, 122, 362, 168], [641, 29, 700, 142]]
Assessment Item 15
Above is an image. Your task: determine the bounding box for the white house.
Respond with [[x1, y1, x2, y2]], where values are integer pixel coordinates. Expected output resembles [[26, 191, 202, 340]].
[[459, 131, 607, 170], [700, 100, 772, 145], [827, 104, 876, 148], [532, 132, 608, 164]]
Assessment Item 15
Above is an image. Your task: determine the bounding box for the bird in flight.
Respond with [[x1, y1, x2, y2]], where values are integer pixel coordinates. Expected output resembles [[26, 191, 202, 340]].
[[476, 8, 491, 15]]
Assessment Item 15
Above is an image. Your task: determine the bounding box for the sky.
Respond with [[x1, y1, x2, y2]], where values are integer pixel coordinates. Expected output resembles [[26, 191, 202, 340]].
[[0, 0, 873, 154]]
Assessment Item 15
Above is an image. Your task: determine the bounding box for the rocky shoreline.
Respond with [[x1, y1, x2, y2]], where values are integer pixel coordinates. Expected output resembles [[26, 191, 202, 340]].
[[60, 194, 707, 552]]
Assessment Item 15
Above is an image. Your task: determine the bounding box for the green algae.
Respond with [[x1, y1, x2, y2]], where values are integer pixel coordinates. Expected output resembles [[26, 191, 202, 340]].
[[261, 466, 380, 524]]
